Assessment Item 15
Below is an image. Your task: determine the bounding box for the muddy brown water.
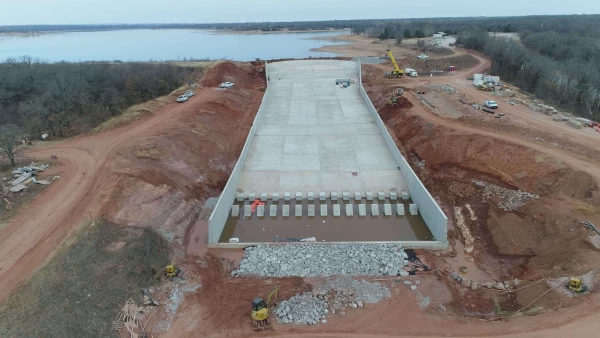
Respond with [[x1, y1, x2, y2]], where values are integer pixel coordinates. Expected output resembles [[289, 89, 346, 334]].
[[219, 199, 433, 243]]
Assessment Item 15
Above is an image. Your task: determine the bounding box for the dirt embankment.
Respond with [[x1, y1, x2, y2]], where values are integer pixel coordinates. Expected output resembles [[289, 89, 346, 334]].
[[100, 62, 266, 252], [366, 85, 600, 281]]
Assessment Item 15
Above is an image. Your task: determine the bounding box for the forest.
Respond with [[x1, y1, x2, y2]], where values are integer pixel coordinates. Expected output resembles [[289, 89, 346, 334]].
[[456, 28, 600, 121], [0, 57, 194, 139]]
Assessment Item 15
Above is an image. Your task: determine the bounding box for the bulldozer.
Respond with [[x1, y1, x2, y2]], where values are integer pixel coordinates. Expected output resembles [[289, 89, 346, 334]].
[[384, 49, 404, 78], [567, 278, 586, 293], [164, 265, 180, 278], [251, 285, 280, 329]]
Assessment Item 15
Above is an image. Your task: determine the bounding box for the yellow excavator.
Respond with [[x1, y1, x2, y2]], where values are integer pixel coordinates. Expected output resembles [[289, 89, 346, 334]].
[[567, 278, 586, 293], [165, 265, 180, 278], [251, 285, 280, 328], [385, 49, 404, 78]]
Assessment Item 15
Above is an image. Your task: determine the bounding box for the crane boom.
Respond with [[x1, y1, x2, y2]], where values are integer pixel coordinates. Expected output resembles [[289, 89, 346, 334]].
[[385, 49, 404, 78]]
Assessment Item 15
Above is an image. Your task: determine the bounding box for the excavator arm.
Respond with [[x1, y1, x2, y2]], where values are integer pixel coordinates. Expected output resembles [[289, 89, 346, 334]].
[[266, 285, 280, 307]]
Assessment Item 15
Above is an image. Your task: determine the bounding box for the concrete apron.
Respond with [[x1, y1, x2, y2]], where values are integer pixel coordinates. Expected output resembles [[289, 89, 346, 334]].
[[208, 241, 449, 250]]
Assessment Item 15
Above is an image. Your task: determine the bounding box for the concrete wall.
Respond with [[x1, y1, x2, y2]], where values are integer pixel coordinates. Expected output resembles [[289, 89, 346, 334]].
[[207, 62, 271, 244], [356, 60, 448, 245]]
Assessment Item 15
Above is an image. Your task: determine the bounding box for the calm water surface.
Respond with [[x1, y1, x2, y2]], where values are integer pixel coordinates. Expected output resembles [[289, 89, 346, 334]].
[[0, 29, 349, 62]]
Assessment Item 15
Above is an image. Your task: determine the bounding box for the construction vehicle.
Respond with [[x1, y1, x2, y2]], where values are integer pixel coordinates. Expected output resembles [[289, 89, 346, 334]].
[[165, 265, 180, 278], [384, 49, 404, 78], [389, 96, 399, 106], [567, 278, 586, 293], [477, 84, 493, 92], [251, 285, 280, 328]]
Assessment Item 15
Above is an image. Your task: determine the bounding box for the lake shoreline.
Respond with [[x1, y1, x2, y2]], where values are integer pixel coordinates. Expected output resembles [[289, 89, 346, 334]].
[[0, 28, 351, 37]]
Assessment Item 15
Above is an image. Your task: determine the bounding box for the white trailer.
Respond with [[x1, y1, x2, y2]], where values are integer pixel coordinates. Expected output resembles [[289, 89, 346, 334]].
[[473, 74, 484, 86], [405, 68, 418, 77]]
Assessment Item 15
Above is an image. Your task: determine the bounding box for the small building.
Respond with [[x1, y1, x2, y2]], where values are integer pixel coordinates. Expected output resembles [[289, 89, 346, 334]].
[[473, 74, 484, 86]]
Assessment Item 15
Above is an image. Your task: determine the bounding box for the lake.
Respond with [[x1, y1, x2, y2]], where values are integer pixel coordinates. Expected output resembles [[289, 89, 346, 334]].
[[0, 29, 349, 62]]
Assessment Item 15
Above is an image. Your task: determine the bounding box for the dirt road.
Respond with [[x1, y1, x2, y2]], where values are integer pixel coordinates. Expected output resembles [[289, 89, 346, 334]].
[[0, 87, 242, 304], [374, 54, 600, 185]]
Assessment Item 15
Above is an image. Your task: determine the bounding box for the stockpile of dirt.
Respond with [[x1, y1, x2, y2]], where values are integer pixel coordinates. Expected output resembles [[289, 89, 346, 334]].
[[201, 61, 265, 89]]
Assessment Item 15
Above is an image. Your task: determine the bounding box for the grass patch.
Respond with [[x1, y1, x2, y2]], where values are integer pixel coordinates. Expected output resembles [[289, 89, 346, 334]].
[[91, 94, 175, 133], [0, 220, 169, 337]]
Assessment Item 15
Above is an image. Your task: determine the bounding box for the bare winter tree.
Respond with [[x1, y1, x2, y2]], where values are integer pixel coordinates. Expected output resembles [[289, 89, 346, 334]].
[[0, 124, 23, 166]]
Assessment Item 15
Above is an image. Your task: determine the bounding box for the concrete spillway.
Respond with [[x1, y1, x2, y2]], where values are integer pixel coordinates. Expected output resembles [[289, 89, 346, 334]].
[[208, 60, 448, 249]]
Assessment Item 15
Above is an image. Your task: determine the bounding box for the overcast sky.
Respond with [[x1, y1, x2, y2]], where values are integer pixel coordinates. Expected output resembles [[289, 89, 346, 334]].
[[0, 0, 598, 25]]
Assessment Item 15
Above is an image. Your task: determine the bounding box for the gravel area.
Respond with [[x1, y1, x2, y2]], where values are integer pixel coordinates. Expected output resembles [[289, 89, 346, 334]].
[[275, 277, 391, 325], [314, 276, 391, 303], [231, 244, 408, 277], [476, 181, 539, 211], [275, 292, 328, 325]]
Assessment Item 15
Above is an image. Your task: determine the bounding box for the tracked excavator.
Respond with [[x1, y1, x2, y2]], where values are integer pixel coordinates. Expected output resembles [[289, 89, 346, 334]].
[[384, 49, 404, 78], [251, 285, 280, 329]]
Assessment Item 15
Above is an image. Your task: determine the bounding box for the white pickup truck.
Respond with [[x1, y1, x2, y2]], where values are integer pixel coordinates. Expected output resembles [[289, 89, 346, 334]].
[[177, 95, 188, 103], [219, 82, 235, 88], [484, 100, 498, 109]]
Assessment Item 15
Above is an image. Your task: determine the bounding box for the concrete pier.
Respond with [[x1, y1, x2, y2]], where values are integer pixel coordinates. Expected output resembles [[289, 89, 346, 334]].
[[389, 191, 398, 201], [236, 193, 244, 202], [320, 204, 328, 217], [358, 204, 367, 216], [284, 192, 291, 201], [371, 203, 379, 216], [366, 191, 374, 201], [409, 203, 418, 215], [346, 204, 354, 216], [397, 204, 405, 216], [342, 192, 350, 201], [282, 205, 290, 217], [354, 192, 362, 201], [296, 192, 303, 200], [333, 204, 341, 217], [384, 204, 392, 216], [319, 192, 326, 201], [307, 192, 314, 201], [231, 205, 240, 217], [270, 205, 277, 217], [248, 192, 256, 201], [244, 205, 252, 217], [331, 192, 339, 201], [308, 204, 315, 216], [295, 204, 302, 217], [401, 191, 410, 200], [272, 192, 280, 201], [257, 205, 265, 217], [260, 192, 268, 202]]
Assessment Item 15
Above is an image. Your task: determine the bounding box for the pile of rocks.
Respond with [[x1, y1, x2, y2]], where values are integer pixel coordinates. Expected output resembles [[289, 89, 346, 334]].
[[451, 273, 519, 291], [232, 244, 408, 277], [481, 183, 539, 211], [275, 292, 328, 325], [274, 278, 392, 325]]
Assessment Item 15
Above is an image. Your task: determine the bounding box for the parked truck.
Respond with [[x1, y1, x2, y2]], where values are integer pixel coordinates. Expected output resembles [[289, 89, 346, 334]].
[[404, 68, 418, 77]]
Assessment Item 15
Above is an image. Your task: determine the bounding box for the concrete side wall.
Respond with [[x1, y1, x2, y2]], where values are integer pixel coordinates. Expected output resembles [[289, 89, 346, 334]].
[[207, 62, 270, 244], [356, 61, 448, 244]]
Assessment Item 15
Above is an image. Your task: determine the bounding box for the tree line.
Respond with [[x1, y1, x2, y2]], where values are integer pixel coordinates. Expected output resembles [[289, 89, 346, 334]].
[[2, 15, 599, 38], [0, 57, 194, 165], [457, 29, 600, 121]]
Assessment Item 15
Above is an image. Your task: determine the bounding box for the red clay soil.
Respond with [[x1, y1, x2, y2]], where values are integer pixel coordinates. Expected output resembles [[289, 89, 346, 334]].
[[163, 254, 312, 338], [202, 61, 265, 89], [0, 61, 266, 304]]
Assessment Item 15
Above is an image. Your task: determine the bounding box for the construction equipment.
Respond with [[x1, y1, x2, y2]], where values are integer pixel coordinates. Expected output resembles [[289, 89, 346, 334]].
[[251, 285, 280, 328], [384, 49, 404, 78], [389, 96, 398, 106], [567, 278, 586, 293], [165, 265, 180, 278]]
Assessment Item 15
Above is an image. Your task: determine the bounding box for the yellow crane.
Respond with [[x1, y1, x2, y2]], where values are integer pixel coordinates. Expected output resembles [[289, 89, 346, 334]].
[[385, 49, 404, 78]]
